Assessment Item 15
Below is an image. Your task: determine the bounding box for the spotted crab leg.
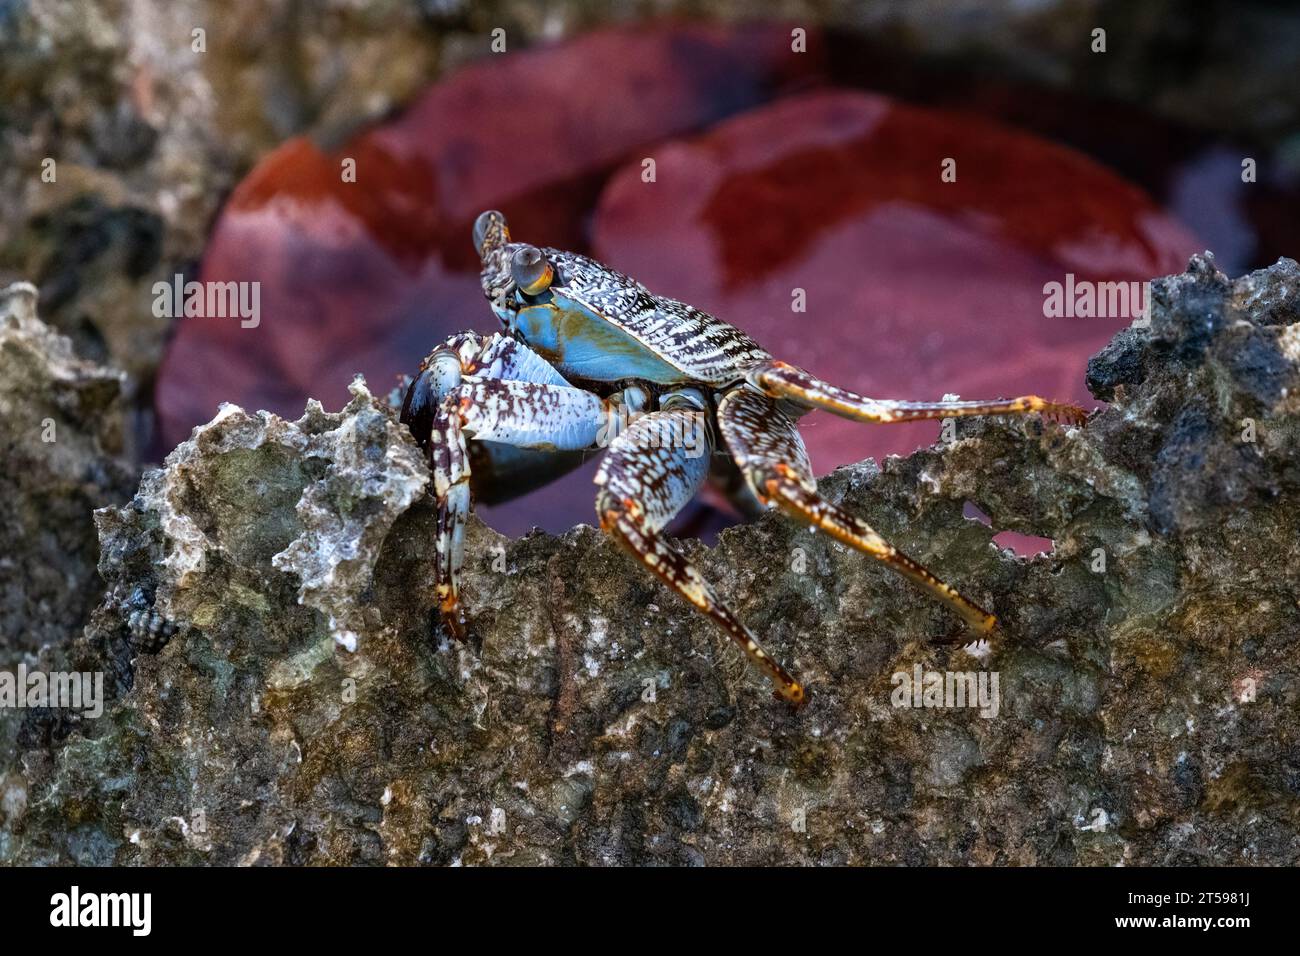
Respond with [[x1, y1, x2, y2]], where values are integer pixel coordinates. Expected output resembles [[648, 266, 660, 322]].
[[595, 408, 806, 706], [401, 332, 608, 639], [747, 360, 1087, 426], [718, 388, 997, 635]]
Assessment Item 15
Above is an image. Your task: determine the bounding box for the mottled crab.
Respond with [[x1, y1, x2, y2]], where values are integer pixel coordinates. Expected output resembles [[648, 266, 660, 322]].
[[400, 210, 1086, 707]]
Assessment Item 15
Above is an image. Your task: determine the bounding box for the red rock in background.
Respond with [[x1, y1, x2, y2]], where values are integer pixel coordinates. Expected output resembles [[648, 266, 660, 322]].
[[157, 27, 1201, 541], [156, 22, 823, 535], [593, 90, 1200, 494]]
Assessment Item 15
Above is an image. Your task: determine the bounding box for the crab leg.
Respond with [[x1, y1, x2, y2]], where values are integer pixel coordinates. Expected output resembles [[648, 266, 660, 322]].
[[595, 408, 806, 706], [747, 360, 1087, 426], [718, 388, 997, 634], [401, 332, 608, 639], [430, 422, 472, 639], [433, 380, 611, 635]]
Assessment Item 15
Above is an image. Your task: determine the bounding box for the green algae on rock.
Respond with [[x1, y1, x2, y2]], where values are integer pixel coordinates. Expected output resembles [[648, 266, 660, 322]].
[[3, 255, 1300, 865]]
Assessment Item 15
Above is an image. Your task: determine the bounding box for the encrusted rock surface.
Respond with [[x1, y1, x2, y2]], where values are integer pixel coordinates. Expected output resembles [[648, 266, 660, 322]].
[[0, 283, 134, 776], [3, 255, 1300, 865]]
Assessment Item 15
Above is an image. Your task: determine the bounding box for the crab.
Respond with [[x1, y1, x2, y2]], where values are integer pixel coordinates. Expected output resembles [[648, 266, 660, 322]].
[[400, 210, 1086, 708]]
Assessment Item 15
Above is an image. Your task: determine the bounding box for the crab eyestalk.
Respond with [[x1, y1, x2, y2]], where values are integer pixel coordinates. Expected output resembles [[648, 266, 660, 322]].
[[511, 245, 554, 295], [475, 211, 517, 321], [473, 209, 510, 259]]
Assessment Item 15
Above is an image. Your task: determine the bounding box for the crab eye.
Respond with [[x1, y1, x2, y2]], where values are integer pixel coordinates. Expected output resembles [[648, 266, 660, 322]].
[[473, 210, 508, 257], [511, 244, 554, 295]]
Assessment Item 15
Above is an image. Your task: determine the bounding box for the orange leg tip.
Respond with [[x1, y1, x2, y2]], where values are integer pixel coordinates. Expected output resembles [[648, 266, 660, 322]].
[[1047, 402, 1088, 426], [776, 683, 808, 709], [438, 593, 468, 641]]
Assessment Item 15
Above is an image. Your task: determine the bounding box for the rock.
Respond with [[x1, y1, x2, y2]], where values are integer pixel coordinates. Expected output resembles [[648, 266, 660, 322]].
[[1087, 253, 1300, 534], [4, 253, 1300, 864], [0, 281, 135, 776], [0, 282, 134, 656]]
